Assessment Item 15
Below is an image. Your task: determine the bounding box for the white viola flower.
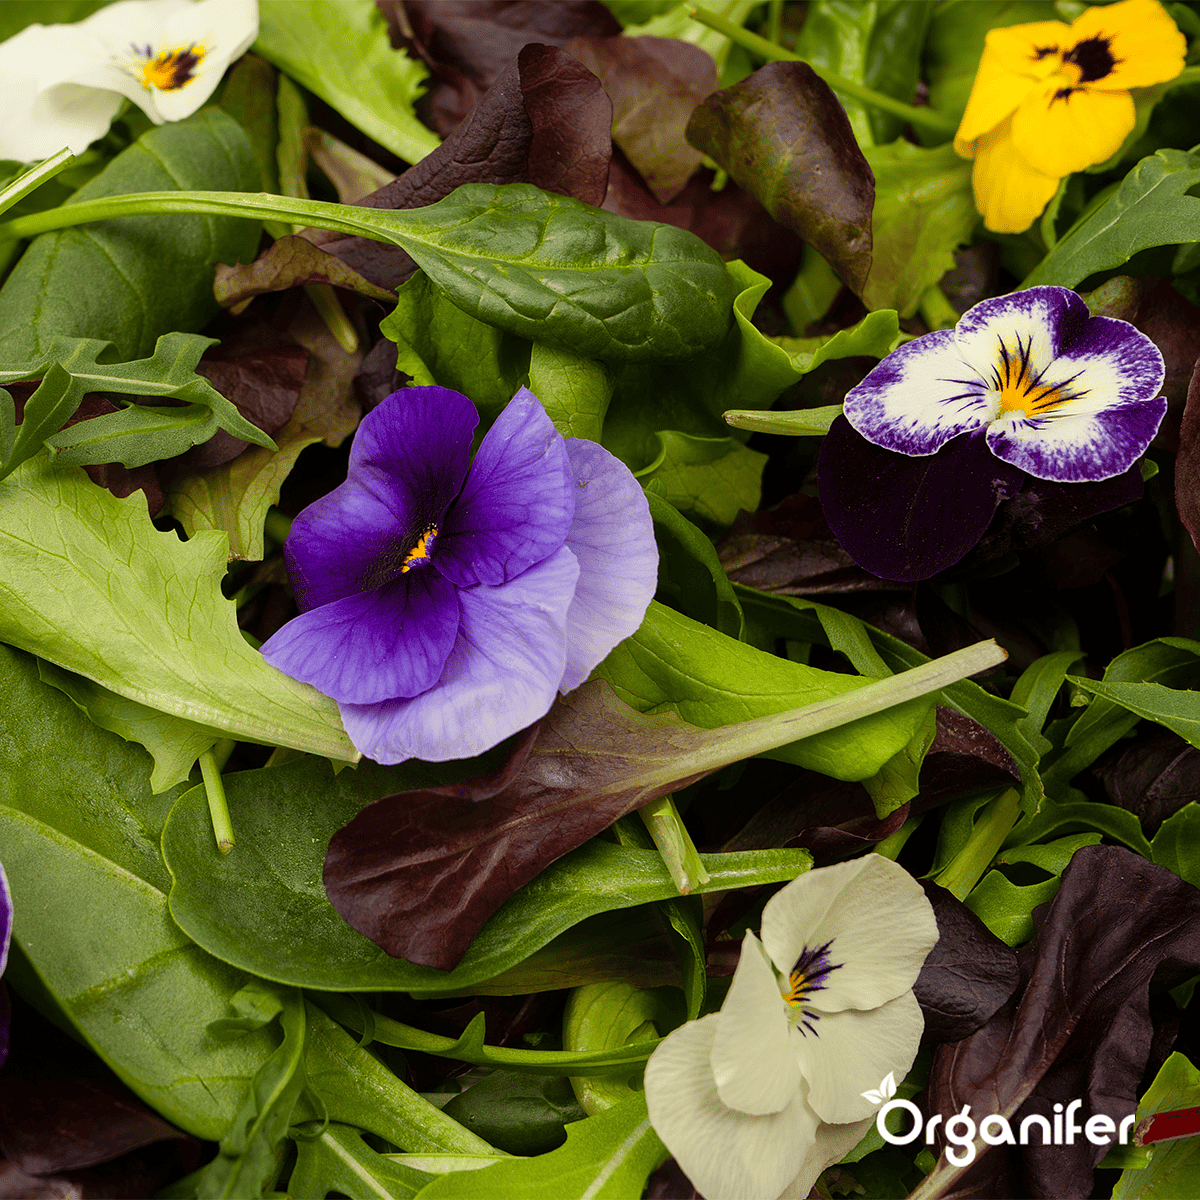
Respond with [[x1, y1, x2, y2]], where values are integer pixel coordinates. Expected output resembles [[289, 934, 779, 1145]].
[[0, 0, 258, 161], [69, 0, 259, 124], [644, 855, 939, 1200], [842, 285, 1167, 483]]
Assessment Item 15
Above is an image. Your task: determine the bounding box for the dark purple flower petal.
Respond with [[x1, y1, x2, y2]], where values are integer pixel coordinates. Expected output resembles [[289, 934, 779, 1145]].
[[261, 570, 460, 704], [985, 395, 1167, 481], [435, 387, 576, 587], [558, 438, 658, 693], [340, 547, 580, 763], [842, 329, 993, 456], [285, 387, 477, 611], [818, 417, 1024, 582]]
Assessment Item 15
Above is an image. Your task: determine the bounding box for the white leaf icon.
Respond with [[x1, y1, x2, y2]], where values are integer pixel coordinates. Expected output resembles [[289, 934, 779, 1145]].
[[861, 1072, 898, 1106]]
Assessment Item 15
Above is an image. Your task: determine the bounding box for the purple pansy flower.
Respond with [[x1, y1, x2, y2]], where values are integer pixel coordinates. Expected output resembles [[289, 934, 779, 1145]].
[[819, 286, 1166, 581], [1, 859, 11, 1068], [262, 385, 657, 764]]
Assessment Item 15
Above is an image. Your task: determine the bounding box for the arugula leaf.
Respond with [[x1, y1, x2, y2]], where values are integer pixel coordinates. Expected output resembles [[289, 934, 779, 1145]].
[[1025, 149, 1200, 289], [1112, 1053, 1200, 1198], [0, 332, 273, 481], [0, 455, 355, 759], [288, 1124, 441, 1199], [255, 0, 440, 166]]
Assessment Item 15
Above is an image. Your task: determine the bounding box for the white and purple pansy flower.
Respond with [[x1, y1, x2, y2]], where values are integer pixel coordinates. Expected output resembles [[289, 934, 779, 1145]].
[[261, 385, 657, 765], [843, 286, 1166, 483], [644, 856, 939, 1200], [819, 286, 1166, 582]]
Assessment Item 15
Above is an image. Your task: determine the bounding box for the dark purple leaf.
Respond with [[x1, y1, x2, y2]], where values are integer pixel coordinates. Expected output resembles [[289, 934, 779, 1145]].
[[325, 681, 725, 970], [1090, 728, 1200, 835], [918, 707, 1020, 803], [915, 881, 1020, 1045], [1085, 276, 1200, 452], [962, 465, 1145, 578], [566, 35, 716, 204], [386, 0, 620, 137], [0, 999, 197, 1185], [685, 62, 874, 294], [717, 493, 897, 595], [296, 44, 611, 295], [817, 417, 1024, 582], [1176, 353, 1200, 558], [922, 845, 1200, 1199]]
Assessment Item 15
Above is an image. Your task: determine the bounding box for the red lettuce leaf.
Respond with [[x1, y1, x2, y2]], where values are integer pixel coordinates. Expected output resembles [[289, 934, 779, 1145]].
[[922, 845, 1200, 1199], [1176, 352, 1200, 559], [685, 61, 874, 295], [386, 0, 620, 136], [1090, 727, 1200, 836], [324, 681, 726, 970], [566, 35, 716, 204]]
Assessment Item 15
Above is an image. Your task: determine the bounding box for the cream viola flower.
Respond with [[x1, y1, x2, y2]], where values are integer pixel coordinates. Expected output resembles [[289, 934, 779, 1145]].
[[954, 0, 1186, 233], [0, 0, 258, 161], [644, 855, 938, 1200]]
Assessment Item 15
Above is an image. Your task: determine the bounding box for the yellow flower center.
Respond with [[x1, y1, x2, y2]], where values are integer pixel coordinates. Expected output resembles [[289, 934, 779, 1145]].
[[782, 966, 813, 1008], [137, 44, 206, 91], [991, 335, 1082, 418], [400, 526, 438, 572]]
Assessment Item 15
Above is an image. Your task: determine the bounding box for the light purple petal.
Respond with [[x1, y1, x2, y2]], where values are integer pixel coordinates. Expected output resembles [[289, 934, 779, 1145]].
[[644, 1014, 818, 1200], [842, 329, 994, 456], [261, 569, 460, 705], [340, 547, 580, 764], [953, 286, 1089, 386], [0, 860, 10, 979], [557, 439, 658, 693], [986, 398, 1167, 481], [285, 387, 477, 611], [435, 388, 575, 588]]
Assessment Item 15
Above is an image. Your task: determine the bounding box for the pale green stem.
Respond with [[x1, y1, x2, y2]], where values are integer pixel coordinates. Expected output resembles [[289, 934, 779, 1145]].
[[210, 738, 237, 771], [766, 0, 783, 47], [872, 812, 924, 861], [199, 748, 235, 854], [638, 795, 711, 895], [933, 787, 1021, 900], [723, 403, 842, 437], [689, 7, 958, 136], [917, 283, 959, 331], [303, 283, 358, 354], [0, 147, 76, 220], [0, 191, 392, 244]]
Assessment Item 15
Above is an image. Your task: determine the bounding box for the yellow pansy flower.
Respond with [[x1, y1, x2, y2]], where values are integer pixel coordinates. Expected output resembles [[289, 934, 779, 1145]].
[[954, 0, 1186, 234]]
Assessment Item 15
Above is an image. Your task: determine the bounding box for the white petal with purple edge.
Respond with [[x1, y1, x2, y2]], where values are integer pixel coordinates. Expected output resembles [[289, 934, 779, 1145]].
[[711, 932, 801, 1115], [436, 387, 575, 588], [557, 439, 658, 693], [796, 991, 925, 1125], [761, 856, 938, 1012], [843, 330, 994, 456], [644, 1015, 817, 1200], [953, 287, 1089, 388], [985, 398, 1167, 481], [260, 569, 460, 705], [339, 547, 580, 764]]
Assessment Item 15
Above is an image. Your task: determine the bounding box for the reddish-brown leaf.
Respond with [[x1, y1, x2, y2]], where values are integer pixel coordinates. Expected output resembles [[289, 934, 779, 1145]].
[[566, 35, 716, 204]]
